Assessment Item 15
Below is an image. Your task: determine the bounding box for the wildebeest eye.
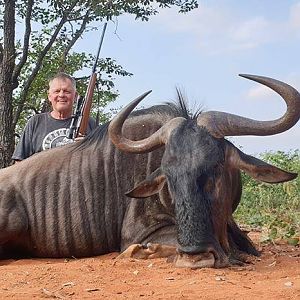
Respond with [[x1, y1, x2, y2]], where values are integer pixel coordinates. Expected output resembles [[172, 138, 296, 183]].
[[197, 173, 214, 193], [197, 173, 208, 186]]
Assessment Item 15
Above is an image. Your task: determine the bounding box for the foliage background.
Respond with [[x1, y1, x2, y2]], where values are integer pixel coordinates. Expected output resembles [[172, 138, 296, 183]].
[[234, 150, 300, 244]]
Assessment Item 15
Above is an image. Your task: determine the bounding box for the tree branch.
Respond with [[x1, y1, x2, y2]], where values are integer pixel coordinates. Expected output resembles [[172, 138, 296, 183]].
[[2, 0, 15, 71], [12, 0, 34, 85], [61, 9, 92, 68], [12, 0, 78, 127], [0, 42, 3, 65]]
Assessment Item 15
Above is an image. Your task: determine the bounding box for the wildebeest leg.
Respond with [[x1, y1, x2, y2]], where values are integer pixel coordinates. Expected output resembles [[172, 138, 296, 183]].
[[119, 243, 218, 268], [227, 218, 260, 260], [0, 191, 28, 258], [118, 243, 177, 259]]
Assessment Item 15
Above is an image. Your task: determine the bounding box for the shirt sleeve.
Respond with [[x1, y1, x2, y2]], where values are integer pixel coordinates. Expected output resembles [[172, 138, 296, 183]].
[[12, 118, 35, 161]]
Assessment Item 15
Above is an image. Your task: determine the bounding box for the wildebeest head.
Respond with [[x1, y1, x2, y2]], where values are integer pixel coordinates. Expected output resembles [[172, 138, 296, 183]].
[[108, 75, 300, 268]]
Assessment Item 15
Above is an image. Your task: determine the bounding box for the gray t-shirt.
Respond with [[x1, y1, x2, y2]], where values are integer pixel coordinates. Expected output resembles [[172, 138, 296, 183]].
[[12, 112, 97, 161]]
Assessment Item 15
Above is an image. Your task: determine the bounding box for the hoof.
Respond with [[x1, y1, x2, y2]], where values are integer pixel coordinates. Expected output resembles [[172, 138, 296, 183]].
[[174, 252, 215, 268]]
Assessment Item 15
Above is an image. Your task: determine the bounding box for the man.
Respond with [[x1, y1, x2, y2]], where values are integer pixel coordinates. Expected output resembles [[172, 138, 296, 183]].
[[12, 72, 97, 162]]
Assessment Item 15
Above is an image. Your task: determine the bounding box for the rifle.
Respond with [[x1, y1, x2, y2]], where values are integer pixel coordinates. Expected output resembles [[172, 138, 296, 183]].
[[68, 22, 108, 140]]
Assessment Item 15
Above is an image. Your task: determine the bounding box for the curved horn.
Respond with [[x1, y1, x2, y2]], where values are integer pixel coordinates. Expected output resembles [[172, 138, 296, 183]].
[[197, 74, 300, 138], [108, 90, 185, 153]]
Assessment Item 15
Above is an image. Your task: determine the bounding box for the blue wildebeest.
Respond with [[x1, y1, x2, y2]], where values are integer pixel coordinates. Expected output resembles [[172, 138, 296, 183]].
[[0, 74, 299, 268]]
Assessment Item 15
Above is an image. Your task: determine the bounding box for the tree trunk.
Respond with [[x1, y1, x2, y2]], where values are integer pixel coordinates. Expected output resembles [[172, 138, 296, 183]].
[[0, 0, 16, 168]]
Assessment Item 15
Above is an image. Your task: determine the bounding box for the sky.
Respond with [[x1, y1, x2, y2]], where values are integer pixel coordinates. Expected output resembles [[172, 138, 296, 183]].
[[76, 0, 300, 155]]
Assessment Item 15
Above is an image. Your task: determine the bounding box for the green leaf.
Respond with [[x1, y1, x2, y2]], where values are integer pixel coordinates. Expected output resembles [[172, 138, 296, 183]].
[[287, 237, 299, 246]]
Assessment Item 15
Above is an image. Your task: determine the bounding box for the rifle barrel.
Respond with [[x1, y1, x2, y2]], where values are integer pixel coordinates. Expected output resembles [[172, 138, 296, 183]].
[[92, 22, 108, 73]]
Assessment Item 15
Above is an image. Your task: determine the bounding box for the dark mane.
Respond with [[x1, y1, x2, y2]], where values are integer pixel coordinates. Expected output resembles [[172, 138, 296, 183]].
[[71, 122, 109, 152], [74, 90, 202, 151], [130, 88, 202, 120], [167, 87, 202, 120]]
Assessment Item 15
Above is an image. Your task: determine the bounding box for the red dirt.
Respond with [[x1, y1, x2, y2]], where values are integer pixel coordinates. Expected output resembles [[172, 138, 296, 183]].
[[0, 233, 299, 299]]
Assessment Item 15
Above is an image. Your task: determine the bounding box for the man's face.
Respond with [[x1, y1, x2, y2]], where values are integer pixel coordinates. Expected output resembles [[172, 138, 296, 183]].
[[48, 78, 77, 117]]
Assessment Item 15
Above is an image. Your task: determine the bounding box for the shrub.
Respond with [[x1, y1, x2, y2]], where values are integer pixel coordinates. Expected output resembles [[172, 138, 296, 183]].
[[234, 150, 300, 244]]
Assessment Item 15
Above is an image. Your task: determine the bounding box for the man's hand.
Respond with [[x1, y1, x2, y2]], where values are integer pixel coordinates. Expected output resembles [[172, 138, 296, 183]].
[[74, 133, 85, 142]]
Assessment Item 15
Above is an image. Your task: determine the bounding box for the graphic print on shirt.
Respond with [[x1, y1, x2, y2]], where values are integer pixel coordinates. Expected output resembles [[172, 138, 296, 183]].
[[42, 128, 74, 150]]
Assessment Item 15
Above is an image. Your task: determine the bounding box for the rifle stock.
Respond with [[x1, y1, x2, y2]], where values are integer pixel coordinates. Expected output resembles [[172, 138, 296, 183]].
[[76, 73, 97, 137]]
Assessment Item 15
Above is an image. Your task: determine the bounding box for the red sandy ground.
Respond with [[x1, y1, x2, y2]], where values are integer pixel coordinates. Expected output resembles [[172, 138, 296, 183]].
[[0, 233, 299, 299]]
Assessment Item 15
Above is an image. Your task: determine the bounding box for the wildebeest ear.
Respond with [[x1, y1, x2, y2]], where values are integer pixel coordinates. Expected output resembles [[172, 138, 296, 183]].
[[125, 168, 166, 198], [228, 147, 297, 183]]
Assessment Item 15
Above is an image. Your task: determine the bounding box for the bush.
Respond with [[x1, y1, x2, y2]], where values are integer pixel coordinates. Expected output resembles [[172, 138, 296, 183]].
[[234, 150, 300, 244]]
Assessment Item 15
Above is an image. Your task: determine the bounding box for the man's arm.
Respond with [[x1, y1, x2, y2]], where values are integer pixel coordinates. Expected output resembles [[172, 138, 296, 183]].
[[12, 118, 35, 162]]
